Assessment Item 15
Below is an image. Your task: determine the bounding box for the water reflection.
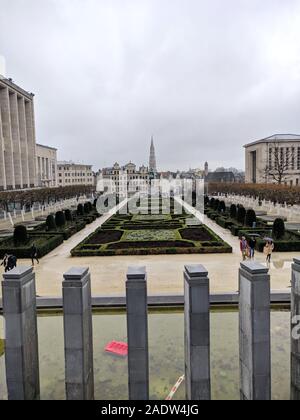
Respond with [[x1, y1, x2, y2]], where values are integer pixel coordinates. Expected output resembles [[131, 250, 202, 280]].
[[0, 309, 291, 400]]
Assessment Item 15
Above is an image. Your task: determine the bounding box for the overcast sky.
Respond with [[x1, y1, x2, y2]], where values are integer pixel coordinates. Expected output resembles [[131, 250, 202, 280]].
[[1, 0, 300, 172]]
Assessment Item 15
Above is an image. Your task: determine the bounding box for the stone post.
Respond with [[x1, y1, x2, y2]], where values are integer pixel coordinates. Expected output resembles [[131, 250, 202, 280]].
[[126, 266, 149, 400], [63, 267, 94, 400], [239, 261, 271, 400], [291, 258, 300, 400], [2, 267, 40, 400], [184, 265, 211, 400]]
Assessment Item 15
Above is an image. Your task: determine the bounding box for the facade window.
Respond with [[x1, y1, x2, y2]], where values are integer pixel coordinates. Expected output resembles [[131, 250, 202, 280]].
[[269, 148, 272, 169], [292, 147, 295, 170]]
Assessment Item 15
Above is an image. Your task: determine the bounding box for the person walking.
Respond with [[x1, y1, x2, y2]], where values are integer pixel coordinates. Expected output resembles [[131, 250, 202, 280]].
[[249, 237, 256, 259], [240, 236, 248, 261], [264, 240, 274, 264], [1, 254, 9, 272], [6, 254, 17, 272], [30, 244, 39, 266]]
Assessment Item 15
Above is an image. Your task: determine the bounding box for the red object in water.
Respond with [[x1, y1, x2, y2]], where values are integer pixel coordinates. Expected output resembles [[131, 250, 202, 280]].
[[105, 341, 128, 357]]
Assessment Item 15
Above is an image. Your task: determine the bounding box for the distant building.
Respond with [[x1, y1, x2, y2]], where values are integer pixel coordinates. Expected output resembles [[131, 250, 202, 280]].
[[205, 171, 236, 183], [0, 76, 37, 190], [57, 162, 94, 187], [100, 162, 150, 194], [36, 144, 57, 188], [244, 134, 300, 185]]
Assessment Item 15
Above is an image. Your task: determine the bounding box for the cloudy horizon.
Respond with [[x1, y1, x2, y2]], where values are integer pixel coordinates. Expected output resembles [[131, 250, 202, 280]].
[[1, 0, 300, 172]]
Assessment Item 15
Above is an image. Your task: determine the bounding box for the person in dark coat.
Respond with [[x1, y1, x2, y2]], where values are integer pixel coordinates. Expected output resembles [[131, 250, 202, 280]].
[[6, 255, 17, 271], [1, 254, 9, 272], [249, 238, 256, 259], [30, 244, 39, 266]]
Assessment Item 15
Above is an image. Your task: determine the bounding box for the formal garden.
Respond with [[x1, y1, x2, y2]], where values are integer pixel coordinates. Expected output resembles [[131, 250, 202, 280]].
[[205, 196, 300, 252], [0, 200, 100, 259], [71, 198, 232, 256]]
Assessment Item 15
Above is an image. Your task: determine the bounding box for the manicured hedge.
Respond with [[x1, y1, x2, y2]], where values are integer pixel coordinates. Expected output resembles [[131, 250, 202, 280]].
[[0, 234, 63, 259]]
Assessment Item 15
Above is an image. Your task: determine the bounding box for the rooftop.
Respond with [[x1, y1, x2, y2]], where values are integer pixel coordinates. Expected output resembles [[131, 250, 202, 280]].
[[244, 134, 300, 148], [36, 143, 57, 151], [0, 75, 34, 100]]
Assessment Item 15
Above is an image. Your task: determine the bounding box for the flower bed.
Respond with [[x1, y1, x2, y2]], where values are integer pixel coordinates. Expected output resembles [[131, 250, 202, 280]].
[[71, 203, 232, 256]]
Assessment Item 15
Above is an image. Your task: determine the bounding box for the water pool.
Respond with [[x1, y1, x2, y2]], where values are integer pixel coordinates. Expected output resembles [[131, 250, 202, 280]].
[[0, 308, 291, 400]]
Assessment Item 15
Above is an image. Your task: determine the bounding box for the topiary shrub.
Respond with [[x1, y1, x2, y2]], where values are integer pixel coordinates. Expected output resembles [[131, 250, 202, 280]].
[[213, 199, 220, 211], [77, 204, 84, 216], [55, 211, 66, 228], [46, 214, 57, 230], [245, 209, 257, 227], [209, 198, 215, 208], [237, 206, 246, 225], [230, 204, 237, 219], [13, 225, 28, 245], [218, 201, 226, 213], [204, 196, 210, 207], [84, 202, 91, 214], [65, 209, 72, 222], [273, 218, 285, 240]]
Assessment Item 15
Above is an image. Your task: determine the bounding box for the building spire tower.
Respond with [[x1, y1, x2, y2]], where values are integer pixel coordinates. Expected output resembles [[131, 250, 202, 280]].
[[149, 136, 157, 173]]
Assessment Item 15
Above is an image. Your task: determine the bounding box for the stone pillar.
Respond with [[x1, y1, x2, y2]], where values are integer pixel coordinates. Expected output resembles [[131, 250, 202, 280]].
[[184, 265, 211, 400], [9, 92, 22, 189], [2, 267, 40, 400], [63, 267, 94, 400], [291, 258, 300, 400], [0, 87, 15, 189], [25, 99, 36, 188], [239, 261, 271, 400], [18, 97, 30, 189], [126, 267, 149, 400], [0, 106, 6, 190]]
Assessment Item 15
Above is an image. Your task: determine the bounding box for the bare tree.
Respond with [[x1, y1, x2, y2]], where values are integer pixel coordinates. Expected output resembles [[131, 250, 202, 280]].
[[262, 142, 294, 185]]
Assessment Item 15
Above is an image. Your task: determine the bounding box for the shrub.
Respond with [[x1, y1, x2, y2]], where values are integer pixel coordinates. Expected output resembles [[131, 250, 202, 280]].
[[204, 196, 210, 207], [77, 204, 84, 215], [245, 209, 257, 227], [218, 201, 226, 213], [273, 218, 285, 240], [209, 198, 215, 208], [237, 206, 246, 225], [46, 214, 57, 230], [65, 209, 72, 222], [55, 211, 66, 227], [213, 199, 220, 211], [84, 202, 91, 214], [13, 225, 28, 245], [230, 204, 237, 219]]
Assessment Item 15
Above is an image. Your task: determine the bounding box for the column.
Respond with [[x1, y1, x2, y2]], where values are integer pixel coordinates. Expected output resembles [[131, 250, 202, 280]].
[[291, 258, 300, 400], [0, 105, 6, 190], [2, 267, 40, 400], [63, 267, 94, 400], [184, 265, 211, 400], [0, 86, 15, 189], [25, 99, 36, 188], [126, 267, 149, 400], [18, 97, 30, 188], [239, 261, 271, 400], [9, 92, 22, 189]]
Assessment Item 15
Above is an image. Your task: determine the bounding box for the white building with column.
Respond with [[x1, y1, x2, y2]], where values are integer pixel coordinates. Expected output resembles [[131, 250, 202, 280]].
[[244, 134, 300, 185], [0, 76, 37, 190], [36, 144, 58, 188]]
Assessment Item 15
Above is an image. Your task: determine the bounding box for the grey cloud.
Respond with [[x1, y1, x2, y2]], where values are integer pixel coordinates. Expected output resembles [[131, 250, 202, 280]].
[[0, 0, 300, 171]]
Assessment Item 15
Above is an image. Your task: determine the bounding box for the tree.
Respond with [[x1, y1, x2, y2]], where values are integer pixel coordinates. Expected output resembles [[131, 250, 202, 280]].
[[237, 206, 246, 225], [13, 225, 28, 245], [245, 209, 256, 227], [273, 218, 285, 240], [262, 143, 294, 185], [230, 204, 237, 219], [55, 211, 66, 227], [46, 215, 56, 230]]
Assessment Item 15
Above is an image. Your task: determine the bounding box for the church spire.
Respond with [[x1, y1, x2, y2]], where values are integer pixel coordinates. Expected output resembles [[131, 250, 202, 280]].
[[149, 136, 157, 172]]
